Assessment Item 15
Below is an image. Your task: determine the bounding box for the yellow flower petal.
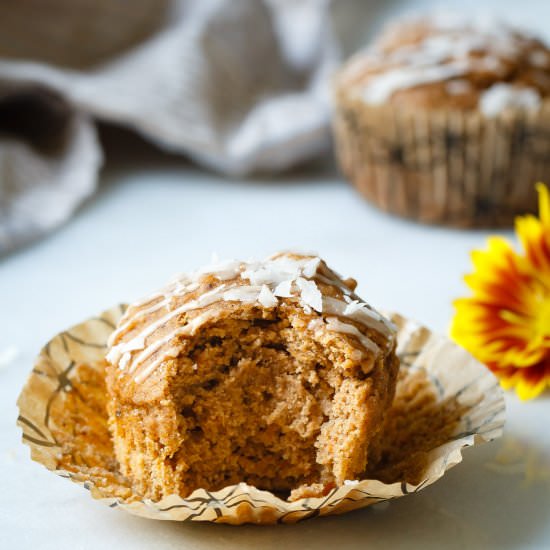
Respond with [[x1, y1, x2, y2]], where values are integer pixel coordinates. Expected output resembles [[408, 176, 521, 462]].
[[451, 184, 550, 400], [536, 182, 550, 225]]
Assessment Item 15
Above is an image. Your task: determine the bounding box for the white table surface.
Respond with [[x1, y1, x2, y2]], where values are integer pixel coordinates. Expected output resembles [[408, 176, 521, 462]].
[[1, 128, 549, 549]]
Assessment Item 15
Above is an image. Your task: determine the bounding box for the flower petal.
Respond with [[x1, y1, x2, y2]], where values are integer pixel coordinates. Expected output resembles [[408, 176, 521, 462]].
[[451, 184, 550, 400]]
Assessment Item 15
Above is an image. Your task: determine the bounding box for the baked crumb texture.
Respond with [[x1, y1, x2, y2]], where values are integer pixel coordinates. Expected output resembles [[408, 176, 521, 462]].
[[105, 253, 399, 501]]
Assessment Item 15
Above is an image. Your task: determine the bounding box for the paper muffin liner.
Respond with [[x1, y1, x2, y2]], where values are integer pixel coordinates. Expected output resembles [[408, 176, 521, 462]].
[[17, 305, 505, 525], [333, 89, 550, 227]]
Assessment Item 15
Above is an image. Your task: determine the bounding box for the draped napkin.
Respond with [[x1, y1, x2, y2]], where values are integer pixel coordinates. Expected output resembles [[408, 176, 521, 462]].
[[0, 0, 342, 254]]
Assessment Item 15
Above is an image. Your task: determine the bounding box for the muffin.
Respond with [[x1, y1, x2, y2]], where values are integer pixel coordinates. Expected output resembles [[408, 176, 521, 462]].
[[333, 14, 550, 226], [105, 253, 399, 501]]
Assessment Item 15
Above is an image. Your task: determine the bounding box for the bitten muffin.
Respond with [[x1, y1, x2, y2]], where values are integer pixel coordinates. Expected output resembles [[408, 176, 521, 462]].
[[334, 13, 550, 226], [105, 253, 399, 501]]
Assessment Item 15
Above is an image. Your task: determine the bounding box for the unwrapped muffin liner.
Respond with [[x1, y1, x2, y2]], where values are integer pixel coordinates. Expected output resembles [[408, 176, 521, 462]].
[[333, 89, 550, 227], [17, 305, 505, 524]]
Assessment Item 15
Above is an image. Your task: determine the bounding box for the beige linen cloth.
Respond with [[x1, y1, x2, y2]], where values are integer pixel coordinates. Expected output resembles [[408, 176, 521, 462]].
[[0, 0, 345, 255]]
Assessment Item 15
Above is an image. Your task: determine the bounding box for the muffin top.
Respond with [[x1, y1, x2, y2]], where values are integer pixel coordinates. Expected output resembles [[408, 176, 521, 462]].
[[106, 252, 396, 397], [337, 13, 550, 114]]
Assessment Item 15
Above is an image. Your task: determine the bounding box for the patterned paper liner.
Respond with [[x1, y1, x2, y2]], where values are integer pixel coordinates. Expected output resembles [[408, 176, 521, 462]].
[[333, 89, 550, 227], [16, 305, 505, 524]]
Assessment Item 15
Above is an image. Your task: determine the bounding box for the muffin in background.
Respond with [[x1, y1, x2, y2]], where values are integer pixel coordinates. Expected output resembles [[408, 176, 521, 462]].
[[333, 13, 550, 227]]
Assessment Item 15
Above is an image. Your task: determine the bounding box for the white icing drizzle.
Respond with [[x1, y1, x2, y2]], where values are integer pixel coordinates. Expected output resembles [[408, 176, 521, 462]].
[[129, 298, 170, 321], [446, 79, 472, 95], [363, 60, 471, 105], [108, 254, 396, 382], [479, 83, 541, 116], [107, 284, 228, 365], [323, 296, 394, 340], [314, 273, 352, 295], [325, 317, 380, 355], [223, 286, 262, 303], [119, 352, 132, 370], [133, 309, 220, 383], [108, 292, 164, 347], [356, 14, 546, 107], [108, 281, 198, 348]]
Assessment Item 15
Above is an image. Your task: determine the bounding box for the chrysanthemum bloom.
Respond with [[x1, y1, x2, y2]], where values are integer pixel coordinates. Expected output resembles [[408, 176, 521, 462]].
[[451, 184, 550, 400]]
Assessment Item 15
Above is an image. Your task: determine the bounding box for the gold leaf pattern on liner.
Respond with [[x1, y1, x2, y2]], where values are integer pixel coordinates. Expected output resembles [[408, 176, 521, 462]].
[[16, 306, 505, 525]]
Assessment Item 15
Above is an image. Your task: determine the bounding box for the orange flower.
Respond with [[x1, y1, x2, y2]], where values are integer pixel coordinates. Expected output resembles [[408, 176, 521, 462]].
[[451, 184, 550, 400]]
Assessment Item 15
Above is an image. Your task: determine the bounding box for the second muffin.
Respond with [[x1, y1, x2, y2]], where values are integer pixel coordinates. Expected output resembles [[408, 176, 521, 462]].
[[334, 14, 550, 226]]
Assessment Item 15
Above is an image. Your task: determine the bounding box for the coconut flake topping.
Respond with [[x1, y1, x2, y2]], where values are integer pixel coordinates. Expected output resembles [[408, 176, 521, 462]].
[[296, 277, 323, 312], [273, 280, 294, 298], [258, 285, 278, 307], [108, 253, 396, 382]]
